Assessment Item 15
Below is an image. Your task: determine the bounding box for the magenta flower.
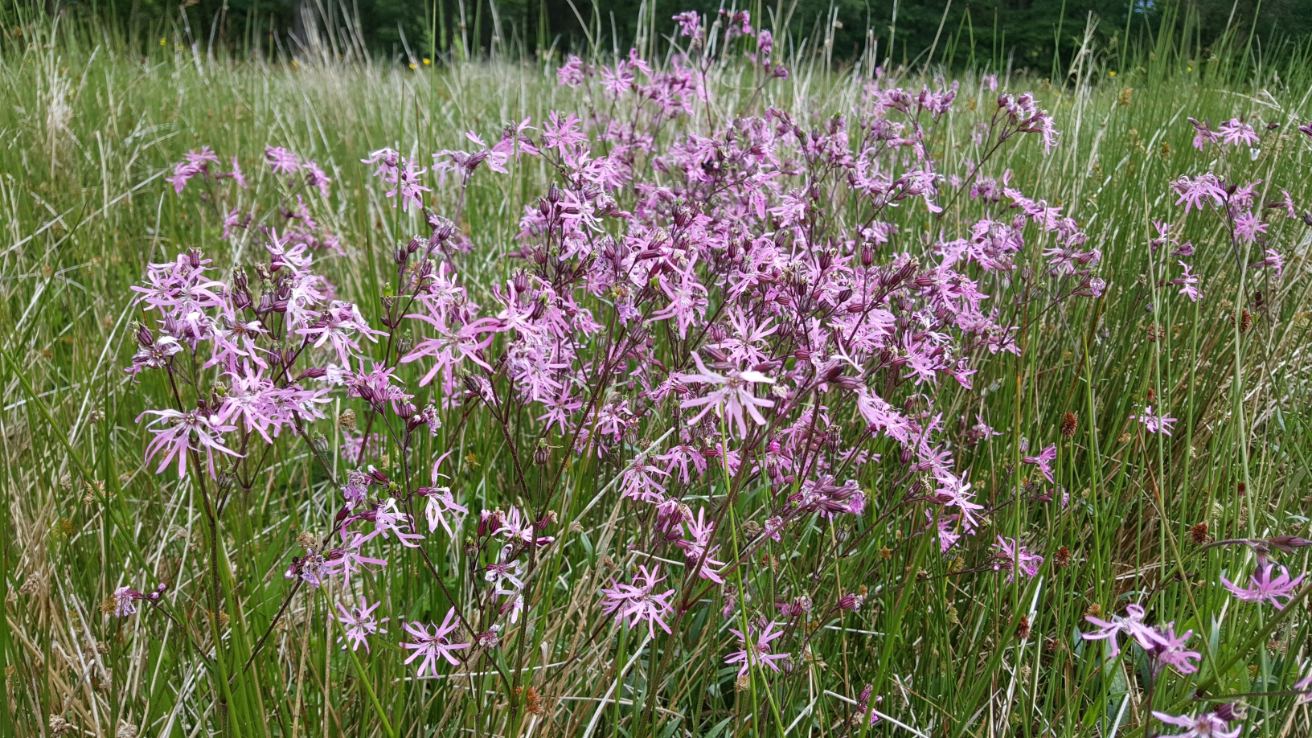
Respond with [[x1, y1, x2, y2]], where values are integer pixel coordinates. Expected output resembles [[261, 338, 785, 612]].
[[421, 486, 468, 537], [127, 328, 182, 376], [1172, 261, 1201, 301], [321, 536, 389, 585], [725, 620, 789, 677], [334, 598, 388, 652], [672, 11, 700, 37], [1082, 603, 1149, 658], [1217, 118, 1259, 147], [992, 536, 1043, 582], [619, 456, 670, 503], [265, 145, 301, 175], [1132, 405, 1177, 436], [484, 558, 524, 593], [401, 608, 469, 676], [1172, 174, 1226, 214], [679, 352, 775, 439], [353, 499, 425, 548], [138, 408, 242, 478], [675, 507, 725, 583], [109, 584, 166, 617], [391, 158, 430, 212], [1233, 211, 1268, 243], [166, 161, 200, 193], [225, 157, 247, 189], [1221, 563, 1305, 609], [1296, 667, 1312, 703], [361, 147, 399, 177], [303, 159, 332, 196], [1151, 710, 1241, 738], [1260, 248, 1284, 276], [298, 300, 383, 365], [284, 551, 329, 587], [489, 506, 554, 548], [1020, 444, 1057, 483], [1139, 621, 1202, 675], [1082, 603, 1198, 673], [600, 564, 675, 637]]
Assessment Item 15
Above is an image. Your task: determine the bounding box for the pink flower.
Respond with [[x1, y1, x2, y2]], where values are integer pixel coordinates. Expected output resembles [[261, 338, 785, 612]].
[[303, 159, 332, 196], [619, 456, 670, 503], [1295, 667, 1312, 703], [992, 536, 1043, 582], [672, 11, 700, 37], [1082, 603, 1197, 672], [600, 565, 675, 637], [1172, 261, 1201, 301], [1233, 211, 1268, 243], [421, 486, 468, 537], [1260, 248, 1283, 276], [1221, 563, 1305, 609], [1082, 603, 1149, 658], [351, 499, 425, 548], [1151, 710, 1241, 738], [1020, 444, 1056, 483], [1140, 621, 1201, 675], [1188, 117, 1218, 150], [1172, 174, 1226, 214], [676, 507, 725, 583], [334, 598, 388, 652], [401, 608, 469, 676], [166, 161, 200, 193], [1217, 118, 1259, 147], [265, 145, 301, 175], [679, 352, 775, 439], [322, 536, 389, 584], [109, 584, 166, 617], [1132, 405, 1177, 435], [726, 620, 789, 677], [137, 408, 242, 478], [225, 157, 247, 189], [298, 300, 383, 365], [385, 158, 426, 210]]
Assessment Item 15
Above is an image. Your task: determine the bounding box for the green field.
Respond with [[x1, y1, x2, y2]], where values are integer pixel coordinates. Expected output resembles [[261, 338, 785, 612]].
[[2, 12, 1312, 738]]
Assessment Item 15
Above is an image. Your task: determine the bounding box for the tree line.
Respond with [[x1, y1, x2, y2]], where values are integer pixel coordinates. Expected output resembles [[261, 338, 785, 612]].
[[25, 0, 1312, 70]]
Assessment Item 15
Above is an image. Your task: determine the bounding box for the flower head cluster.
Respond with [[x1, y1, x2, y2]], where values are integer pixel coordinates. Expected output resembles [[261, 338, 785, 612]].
[[1083, 604, 1201, 674]]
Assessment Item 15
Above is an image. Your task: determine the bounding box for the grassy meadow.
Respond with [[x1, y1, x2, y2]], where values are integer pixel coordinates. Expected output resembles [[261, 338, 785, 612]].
[[3, 12, 1312, 738]]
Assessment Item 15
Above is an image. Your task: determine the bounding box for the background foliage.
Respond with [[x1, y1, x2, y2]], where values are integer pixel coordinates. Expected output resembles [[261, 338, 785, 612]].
[[17, 0, 1312, 69]]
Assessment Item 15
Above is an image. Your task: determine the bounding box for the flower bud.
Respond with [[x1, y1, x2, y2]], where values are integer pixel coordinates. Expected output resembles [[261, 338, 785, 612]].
[[835, 375, 864, 391], [134, 322, 154, 347], [1268, 536, 1311, 553], [310, 434, 330, 457]]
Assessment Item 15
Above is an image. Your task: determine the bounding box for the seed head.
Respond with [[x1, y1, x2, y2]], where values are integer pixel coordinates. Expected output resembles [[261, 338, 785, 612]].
[[1061, 412, 1078, 438]]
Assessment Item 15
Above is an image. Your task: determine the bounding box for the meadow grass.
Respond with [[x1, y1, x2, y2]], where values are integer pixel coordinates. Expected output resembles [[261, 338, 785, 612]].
[[3, 14, 1312, 738]]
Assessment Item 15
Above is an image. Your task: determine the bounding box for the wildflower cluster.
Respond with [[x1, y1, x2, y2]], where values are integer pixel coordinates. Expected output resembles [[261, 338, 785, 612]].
[[104, 11, 1311, 733]]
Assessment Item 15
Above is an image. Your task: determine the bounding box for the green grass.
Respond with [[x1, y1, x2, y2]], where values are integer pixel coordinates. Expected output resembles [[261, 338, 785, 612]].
[[2, 12, 1312, 738]]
